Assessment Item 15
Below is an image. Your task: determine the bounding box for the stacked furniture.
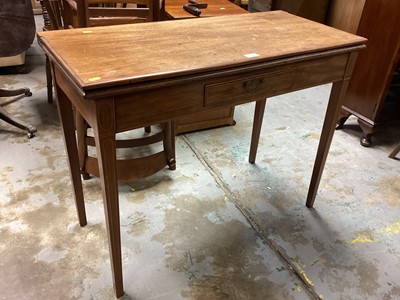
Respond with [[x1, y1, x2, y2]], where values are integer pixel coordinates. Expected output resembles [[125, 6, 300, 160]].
[[330, 0, 400, 146], [246, 0, 331, 23]]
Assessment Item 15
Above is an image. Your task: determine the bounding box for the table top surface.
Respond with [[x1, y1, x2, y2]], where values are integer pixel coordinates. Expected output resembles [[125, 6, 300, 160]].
[[164, 0, 247, 19], [37, 11, 366, 92]]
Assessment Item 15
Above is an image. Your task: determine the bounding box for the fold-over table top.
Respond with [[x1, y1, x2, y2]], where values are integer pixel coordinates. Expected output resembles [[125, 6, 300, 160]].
[[37, 11, 366, 91]]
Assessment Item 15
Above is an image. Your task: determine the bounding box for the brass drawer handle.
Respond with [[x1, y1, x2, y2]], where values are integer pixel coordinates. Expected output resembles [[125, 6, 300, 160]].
[[242, 78, 263, 93]]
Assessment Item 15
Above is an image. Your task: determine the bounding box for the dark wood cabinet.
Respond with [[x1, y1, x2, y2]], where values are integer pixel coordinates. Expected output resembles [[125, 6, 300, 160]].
[[329, 0, 400, 146]]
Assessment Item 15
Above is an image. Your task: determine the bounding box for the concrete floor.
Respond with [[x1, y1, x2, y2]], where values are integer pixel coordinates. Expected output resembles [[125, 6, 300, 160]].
[[1, 17, 400, 300]]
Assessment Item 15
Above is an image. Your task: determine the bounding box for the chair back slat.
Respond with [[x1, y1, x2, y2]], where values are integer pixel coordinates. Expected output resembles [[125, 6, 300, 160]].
[[62, 0, 79, 28], [88, 0, 150, 4], [70, 0, 160, 28], [89, 16, 148, 26], [89, 7, 150, 18], [41, 0, 63, 30]]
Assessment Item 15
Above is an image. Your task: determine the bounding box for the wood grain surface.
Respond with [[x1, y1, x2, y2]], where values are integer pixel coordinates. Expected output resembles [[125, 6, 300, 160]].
[[38, 11, 366, 91]]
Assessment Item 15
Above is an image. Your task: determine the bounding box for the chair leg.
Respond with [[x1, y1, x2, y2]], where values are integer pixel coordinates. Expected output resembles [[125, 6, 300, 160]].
[[75, 110, 91, 179], [164, 121, 176, 170], [0, 88, 37, 138], [46, 55, 53, 104], [0, 88, 31, 97]]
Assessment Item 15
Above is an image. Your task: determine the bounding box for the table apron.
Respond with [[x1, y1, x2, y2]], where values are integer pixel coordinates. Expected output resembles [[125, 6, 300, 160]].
[[114, 52, 350, 132]]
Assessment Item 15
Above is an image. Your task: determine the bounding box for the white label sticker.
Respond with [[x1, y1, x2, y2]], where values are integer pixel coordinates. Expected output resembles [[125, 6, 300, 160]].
[[244, 53, 260, 58]]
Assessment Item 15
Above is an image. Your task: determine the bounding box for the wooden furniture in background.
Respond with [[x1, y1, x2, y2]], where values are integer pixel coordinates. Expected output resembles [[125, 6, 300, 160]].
[[38, 11, 366, 297], [246, 0, 330, 24], [164, 0, 247, 134], [272, 0, 331, 24], [329, 0, 400, 146], [328, 0, 366, 34], [76, 0, 160, 27], [40, 0, 63, 30], [164, 0, 245, 19], [40, 0, 64, 104]]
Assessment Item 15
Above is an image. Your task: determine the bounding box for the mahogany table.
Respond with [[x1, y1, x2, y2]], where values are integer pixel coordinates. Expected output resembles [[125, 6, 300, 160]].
[[37, 11, 366, 298]]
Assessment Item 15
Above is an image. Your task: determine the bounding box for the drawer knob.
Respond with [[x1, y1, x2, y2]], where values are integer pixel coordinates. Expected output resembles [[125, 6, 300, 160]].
[[242, 78, 263, 93]]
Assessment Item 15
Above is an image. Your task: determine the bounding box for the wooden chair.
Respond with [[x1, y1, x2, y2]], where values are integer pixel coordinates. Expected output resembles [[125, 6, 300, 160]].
[[40, 0, 65, 104], [75, 0, 161, 27], [41, 0, 64, 30], [58, 0, 176, 182]]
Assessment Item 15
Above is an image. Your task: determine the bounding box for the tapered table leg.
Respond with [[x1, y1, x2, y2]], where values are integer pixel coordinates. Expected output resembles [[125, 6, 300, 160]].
[[46, 55, 53, 104], [306, 81, 347, 208], [306, 52, 359, 208], [55, 86, 87, 226], [92, 100, 124, 298]]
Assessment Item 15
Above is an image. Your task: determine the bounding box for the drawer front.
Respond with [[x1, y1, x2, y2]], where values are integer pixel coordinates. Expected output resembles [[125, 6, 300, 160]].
[[205, 68, 296, 107]]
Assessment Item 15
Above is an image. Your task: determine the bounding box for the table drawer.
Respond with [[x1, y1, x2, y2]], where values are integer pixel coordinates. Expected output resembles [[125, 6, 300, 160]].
[[204, 68, 295, 107]]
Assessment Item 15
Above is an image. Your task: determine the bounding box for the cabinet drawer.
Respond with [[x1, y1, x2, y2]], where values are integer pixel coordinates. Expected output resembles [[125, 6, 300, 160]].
[[204, 68, 295, 107]]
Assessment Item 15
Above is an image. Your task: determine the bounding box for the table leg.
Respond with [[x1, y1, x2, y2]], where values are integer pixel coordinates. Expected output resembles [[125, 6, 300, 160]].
[[249, 99, 267, 164], [55, 86, 87, 226], [92, 101, 124, 298], [306, 80, 347, 208], [306, 51, 359, 207]]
